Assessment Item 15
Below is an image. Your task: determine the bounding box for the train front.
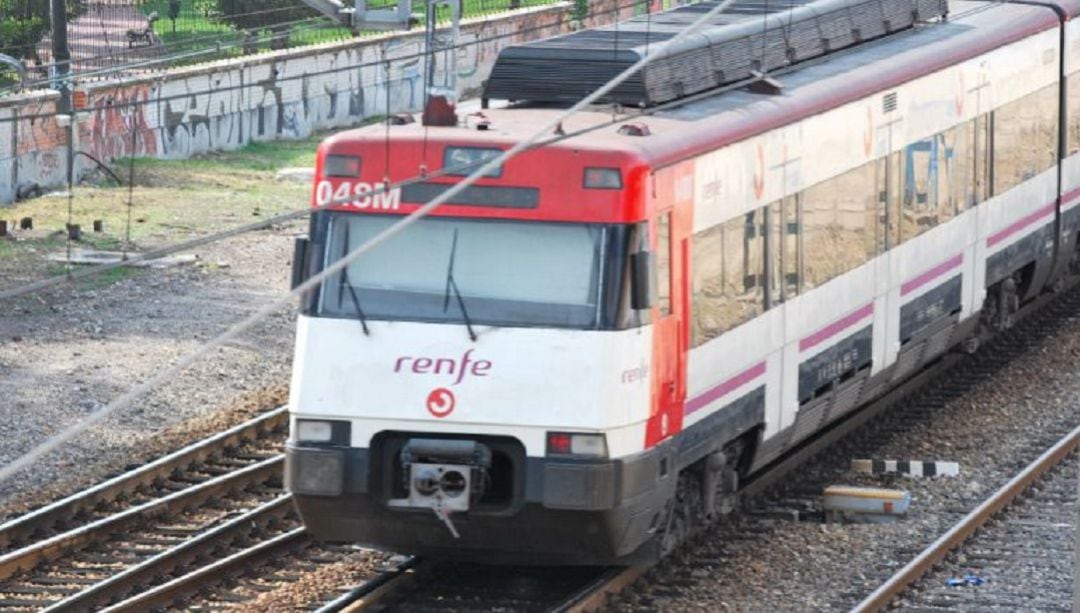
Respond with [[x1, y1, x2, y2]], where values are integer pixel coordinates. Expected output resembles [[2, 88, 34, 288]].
[[284, 118, 667, 565]]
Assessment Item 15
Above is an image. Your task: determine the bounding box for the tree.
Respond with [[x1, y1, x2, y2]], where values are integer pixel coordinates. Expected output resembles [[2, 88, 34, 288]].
[[214, 0, 317, 33], [167, 0, 180, 33], [0, 0, 79, 64]]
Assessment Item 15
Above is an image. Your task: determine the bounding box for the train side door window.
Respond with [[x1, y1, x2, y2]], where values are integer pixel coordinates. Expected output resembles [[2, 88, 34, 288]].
[[975, 114, 990, 203], [944, 122, 973, 215], [1068, 73, 1080, 156], [766, 199, 799, 306], [657, 211, 672, 317]]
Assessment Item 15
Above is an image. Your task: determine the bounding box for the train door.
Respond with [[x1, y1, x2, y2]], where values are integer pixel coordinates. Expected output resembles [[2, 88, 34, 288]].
[[646, 169, 691, 448]]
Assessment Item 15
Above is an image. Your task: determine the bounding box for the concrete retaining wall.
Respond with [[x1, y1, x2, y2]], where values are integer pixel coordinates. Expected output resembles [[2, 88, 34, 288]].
[[0, 0, 651, 204]]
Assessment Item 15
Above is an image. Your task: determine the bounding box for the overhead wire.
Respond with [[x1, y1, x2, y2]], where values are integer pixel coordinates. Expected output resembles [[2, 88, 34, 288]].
[[0, 0, 956, 302], [0, 0, 652, 120], [0, 0, 741, 484]]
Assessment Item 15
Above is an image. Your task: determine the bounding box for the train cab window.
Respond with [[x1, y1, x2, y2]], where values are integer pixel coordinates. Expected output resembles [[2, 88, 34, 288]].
[[1068, 73, 1080, 157], [319, 213, 604, 329], [690, 211, 764, 347], [801, 162, 877, 289], [993, 84, 1059, 195], [656, 212, 672, 317]]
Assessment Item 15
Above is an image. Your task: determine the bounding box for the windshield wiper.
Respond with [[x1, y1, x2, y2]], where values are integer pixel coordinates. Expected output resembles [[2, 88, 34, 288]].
[[341, 267, 371, 336], [443, 228, 477, 342], [337, 224, 370, 336]]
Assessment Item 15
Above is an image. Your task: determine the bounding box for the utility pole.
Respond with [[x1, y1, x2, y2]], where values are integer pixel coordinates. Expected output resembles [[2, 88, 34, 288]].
[[50, 0, 75, 230], [50, 0, 71, 112]]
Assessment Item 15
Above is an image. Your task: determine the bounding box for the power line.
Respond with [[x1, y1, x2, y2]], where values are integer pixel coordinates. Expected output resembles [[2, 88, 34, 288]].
[[0, 0, 740, 485], [0, 0, 650, 108], [0, 0, 942, 302]]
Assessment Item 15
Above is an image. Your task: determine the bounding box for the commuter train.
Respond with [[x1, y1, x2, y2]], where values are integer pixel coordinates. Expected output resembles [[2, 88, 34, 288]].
[[284, 0, 1080, 564]]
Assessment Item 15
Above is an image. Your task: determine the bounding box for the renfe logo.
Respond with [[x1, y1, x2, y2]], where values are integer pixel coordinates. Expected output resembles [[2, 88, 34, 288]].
[[395, 349, 492, 386], [314, 180, 401, 210], [426, 388, 455, 418]]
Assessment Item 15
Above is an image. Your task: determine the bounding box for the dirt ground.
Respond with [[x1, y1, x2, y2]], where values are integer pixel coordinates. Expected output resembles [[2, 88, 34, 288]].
[[0, 138, 319, 512]]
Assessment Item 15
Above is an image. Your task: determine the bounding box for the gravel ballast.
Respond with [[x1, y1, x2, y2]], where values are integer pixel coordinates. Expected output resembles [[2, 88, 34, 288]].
[[0, 226, 302, 514], [609, 311, 1080, 611]]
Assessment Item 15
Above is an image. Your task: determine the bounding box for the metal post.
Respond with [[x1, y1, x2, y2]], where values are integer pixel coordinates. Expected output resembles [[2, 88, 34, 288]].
[[424, 0, 436, 103], [49, 0, 71, 112], [51, 0, 74, 265]]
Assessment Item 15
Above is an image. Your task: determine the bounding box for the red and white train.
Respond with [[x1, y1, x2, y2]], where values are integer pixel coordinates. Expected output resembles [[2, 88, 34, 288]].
[[285, 0, 1080, 564]]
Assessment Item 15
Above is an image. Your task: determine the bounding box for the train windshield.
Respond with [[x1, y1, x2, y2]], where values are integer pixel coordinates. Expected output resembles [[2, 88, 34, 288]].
[[319, 213, 604, 328]]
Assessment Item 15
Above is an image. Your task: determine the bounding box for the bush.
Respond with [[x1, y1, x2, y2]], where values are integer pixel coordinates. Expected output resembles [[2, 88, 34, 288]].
[[0, 0, 79, 62]]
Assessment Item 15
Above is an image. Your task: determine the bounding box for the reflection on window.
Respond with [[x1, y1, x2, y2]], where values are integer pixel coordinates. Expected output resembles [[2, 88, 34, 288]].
[[766, 197, 800, 306], [901, 132, 960, 241], [994, 84, 1059, 194], [319, 214, 603, 328], [1068, 73, 1080, 156], [801, 163, 876, 290], [657, 212, 672, 317], [691, 211, 764, 347]]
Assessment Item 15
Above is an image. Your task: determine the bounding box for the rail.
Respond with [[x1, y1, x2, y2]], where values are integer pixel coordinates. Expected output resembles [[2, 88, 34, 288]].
[[852, 424, 1080, 612]]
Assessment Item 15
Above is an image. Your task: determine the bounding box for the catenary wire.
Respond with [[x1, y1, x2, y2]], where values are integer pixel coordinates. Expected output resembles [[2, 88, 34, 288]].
[[0, 0, 968, 301], [0, 0, 741, 484], [0, 0, 649, 118]]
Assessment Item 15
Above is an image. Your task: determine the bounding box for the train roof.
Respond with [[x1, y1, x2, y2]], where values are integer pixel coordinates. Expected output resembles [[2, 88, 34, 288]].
[[483, 0, 949, 108], [323, 1, 1069, 171]]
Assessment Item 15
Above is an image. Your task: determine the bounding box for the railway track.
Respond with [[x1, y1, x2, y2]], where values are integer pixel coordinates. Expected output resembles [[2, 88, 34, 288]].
[[854, 425, 1079, 612], [0, 408, 294, 611], [6, 285, 1079, 612], [594, 284, 1080, 609], [312, 560, 626, 612]]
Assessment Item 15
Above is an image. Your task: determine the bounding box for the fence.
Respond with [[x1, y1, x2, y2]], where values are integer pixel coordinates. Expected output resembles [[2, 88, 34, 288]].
[[0, 0, 675, 204], [0, 0, 585, 90]]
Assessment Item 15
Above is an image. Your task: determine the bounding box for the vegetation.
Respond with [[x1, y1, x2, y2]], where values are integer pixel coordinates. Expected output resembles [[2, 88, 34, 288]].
[[0, 0, 77, 60], [0, 134, 324, 287]]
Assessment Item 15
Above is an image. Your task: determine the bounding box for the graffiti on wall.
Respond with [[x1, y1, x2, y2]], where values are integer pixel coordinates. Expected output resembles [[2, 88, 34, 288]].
[[0, 1, 628, 203]]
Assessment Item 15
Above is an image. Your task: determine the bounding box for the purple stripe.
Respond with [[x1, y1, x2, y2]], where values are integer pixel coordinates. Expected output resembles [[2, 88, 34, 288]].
[[799, 303, 874, 353], [1062, 187, 1080, 212], [987, 202, 1055, 248], [900, 253, 963, 297], [684, 361, 766, 416]]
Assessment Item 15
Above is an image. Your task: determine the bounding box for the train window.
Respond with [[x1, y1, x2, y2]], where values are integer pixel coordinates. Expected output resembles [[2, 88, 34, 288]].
[[900, 137, 937, 241], [993, 84, 1059, 195], [974, 115, 990, 204], [765, 202, 781, 308], [802, 162, 877, 289], [942, 123, 973, 214], [1069, 73, 1080, 156], [901, 133, 959, 241], [765, 197, 800, 306], [657, 212, 672, 317], [690, 211, 764, 347]]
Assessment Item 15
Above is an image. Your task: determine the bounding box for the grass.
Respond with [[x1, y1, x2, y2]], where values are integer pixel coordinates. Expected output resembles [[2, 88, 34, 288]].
[[129, 0, 562, 68], [0, 133, 327, 291]]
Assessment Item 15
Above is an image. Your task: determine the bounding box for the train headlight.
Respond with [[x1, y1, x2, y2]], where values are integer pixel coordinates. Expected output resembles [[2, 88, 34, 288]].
[[286, 448, 344, 497], [546, 432, 608, 458], [324, 155, 362, 177], [296, 419, 334, 443], [583, 167, 622, 189]]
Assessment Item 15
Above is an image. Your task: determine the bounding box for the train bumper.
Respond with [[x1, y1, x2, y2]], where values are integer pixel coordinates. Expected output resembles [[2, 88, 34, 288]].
[[285, 441, 672, 565]]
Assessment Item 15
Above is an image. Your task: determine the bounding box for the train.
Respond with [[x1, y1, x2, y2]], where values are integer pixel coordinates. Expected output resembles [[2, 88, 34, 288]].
[[283, 0, 1080, 565]]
